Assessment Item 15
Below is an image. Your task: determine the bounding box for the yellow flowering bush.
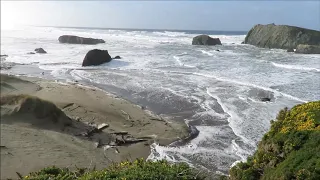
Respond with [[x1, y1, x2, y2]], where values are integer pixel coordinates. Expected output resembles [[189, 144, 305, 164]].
[[228, 101, 320, 180]]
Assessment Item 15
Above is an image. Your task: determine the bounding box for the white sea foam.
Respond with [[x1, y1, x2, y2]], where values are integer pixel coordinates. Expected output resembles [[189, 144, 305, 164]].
[[271, 62, 320, 72], [194, 72, 308, 103], [199, 50, 214, 56]]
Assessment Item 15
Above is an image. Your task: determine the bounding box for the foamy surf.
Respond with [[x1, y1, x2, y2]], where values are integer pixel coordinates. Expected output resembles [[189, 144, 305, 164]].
[[271, 62, 320, 72]]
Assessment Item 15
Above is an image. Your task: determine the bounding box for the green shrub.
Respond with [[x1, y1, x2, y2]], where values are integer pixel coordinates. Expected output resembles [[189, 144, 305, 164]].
[[23, 158, 205, 180], [229, 101, 320, 180]]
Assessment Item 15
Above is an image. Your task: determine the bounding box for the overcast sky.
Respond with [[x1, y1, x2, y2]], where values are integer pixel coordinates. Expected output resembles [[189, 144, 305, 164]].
[[1, 1, 319, 31]]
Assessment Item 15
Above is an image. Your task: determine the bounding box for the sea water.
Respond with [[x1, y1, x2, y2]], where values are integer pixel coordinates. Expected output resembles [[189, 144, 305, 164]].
[[1, 26, 319, 174]]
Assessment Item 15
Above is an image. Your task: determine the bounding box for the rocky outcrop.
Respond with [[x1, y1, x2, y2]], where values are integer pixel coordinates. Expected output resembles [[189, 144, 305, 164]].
[[244, 24, 320, 49], [295, 44, 320, 54], [287, 48, 294, 52], [35, 48, 47, 54], [58, 35, 105, 45], [82, 49, 112, 66], [192, 35, 222, 45]]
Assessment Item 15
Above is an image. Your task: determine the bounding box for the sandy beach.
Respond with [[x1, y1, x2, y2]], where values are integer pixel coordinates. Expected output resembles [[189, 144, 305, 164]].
[[0, 74, 189, 179]]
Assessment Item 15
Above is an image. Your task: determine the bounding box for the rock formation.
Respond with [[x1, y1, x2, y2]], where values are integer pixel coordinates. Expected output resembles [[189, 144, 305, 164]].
[[58, 35, 105, 45], [244, 24, 320, 50], [35, 48, 47, 54], [295, 44, 320, 54], [82, 49, 112, 66], [192, 35, 222, 45]]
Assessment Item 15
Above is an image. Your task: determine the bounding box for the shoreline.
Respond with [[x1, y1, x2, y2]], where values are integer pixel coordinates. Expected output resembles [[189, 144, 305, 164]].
[[0, 73, 193, 179]]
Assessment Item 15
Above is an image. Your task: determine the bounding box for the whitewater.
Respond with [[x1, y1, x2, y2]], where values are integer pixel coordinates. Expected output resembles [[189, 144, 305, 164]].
[[1, 26, 319, 175]]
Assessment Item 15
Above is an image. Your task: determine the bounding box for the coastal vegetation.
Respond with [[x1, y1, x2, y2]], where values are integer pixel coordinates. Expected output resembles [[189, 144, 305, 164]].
[[21, 158, 204, 180], [228, 101, 320, 180]]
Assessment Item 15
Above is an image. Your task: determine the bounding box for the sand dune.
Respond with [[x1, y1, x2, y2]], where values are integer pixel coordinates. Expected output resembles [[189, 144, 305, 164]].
[[0, 74, 189, 179]]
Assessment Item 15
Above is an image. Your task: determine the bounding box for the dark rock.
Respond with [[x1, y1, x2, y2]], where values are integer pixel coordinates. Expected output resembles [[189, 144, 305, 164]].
[[170, 125, 199, 146], [0, 55, 8, 57], [216, 49, 220, 52], [244, 24, 320, 49], [82, 49, 112, 66], [35, 48, 47, 54], [295, 44, 320, 54], [113, 56, 121, 59], [241, 41, 245, 44], [27, 52, 36, 54], [287, 48, 294, 52], [192, 35, 222, 46], [58, 35, 105, 45], [260, 97, 271, 102]]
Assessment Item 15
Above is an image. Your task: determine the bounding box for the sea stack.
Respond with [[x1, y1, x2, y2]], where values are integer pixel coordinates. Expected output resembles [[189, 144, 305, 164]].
[[82, 49, 112, 66], [192, 35, 222, 46], [244, 24, 320, 50], [58, 35, 105, 45]]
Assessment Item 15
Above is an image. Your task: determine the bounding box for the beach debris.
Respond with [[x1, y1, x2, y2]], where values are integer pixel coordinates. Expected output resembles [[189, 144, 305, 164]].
[[150, 117, 165, 122], [95, 139, 103, 148], [120, 110, 132, 120], [97, 123, 109, 131], [76, 122, 109, 138], [111, 131, 128, 136], [62, 103, 74, 109], [16, 172, 23, 179]]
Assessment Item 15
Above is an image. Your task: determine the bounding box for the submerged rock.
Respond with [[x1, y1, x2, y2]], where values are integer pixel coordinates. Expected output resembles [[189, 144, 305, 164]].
[[82, 49, 112, 66], [27, 52, 36, 55], [192, 35, 222, 46], [0, 54, 8, 57], [58, 35, 105, 45], [244, 24, 320, 49], [295, 44, 320, 54], [35, 48, 47, 54], [260, 97, 271, 102], [113, 56, 121, 59]]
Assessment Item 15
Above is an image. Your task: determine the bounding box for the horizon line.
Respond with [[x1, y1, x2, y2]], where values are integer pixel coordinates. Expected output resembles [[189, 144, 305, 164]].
[[33, 25, 249, 33]]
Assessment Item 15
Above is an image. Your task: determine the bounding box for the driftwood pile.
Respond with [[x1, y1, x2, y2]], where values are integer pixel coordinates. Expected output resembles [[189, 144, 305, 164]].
[[75, 122, 150, 148]]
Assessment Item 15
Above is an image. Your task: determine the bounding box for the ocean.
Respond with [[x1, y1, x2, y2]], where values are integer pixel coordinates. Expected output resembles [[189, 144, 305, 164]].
[[1, 26, 319, 175]]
